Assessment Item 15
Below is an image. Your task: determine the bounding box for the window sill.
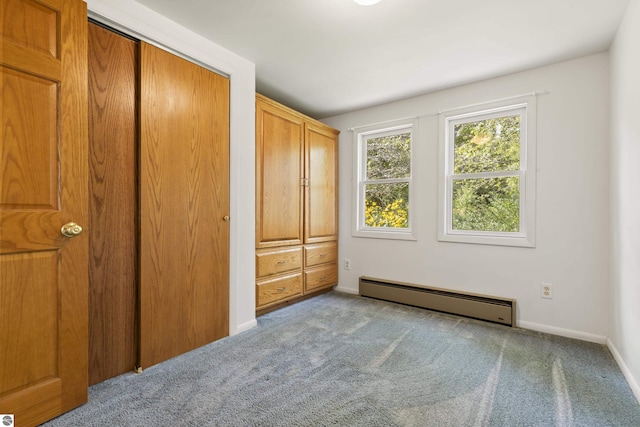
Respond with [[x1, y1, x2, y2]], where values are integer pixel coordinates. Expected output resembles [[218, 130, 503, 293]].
[[352, 229, 417, 241], [437, 231, 535, 248]]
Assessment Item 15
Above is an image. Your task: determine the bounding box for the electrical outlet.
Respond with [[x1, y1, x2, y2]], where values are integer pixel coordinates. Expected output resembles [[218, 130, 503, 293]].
[[541, 283, 553, 299], [344, 259, 351, 270]]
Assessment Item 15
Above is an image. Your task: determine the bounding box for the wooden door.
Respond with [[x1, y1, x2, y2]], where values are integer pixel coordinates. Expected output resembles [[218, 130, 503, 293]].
[[305, 123, 339, 243], [256, 96, 305, 248], [87, 22, 137, 385], [139, 42, 230, 369], [0, 0, 88, 425]]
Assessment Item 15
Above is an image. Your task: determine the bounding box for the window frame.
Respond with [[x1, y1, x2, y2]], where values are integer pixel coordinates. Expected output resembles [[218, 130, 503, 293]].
[[353, 119, 417, 240], [438, 96, 537, 247]]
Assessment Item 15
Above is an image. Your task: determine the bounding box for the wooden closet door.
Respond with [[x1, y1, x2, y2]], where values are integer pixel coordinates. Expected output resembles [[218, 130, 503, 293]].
[[139, 42, 230, 369], [0, 0, 88, 425], [87, 22, 137, 385]]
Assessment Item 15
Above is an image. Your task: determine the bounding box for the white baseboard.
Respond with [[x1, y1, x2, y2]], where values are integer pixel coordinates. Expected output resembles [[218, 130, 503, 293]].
[[607, 339, 640, 404], [334, 285, 359, 295], [231, 319, 257, 336], [517, 320, 607, 344]]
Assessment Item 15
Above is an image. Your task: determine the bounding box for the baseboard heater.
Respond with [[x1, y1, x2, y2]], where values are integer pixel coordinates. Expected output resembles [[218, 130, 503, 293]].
[[359, 276, 516, 327]]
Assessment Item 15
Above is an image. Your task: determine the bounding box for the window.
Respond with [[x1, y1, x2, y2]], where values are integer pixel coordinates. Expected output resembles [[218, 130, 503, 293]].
[[353, 120, 416, 240], [438, 96, 536, 247]]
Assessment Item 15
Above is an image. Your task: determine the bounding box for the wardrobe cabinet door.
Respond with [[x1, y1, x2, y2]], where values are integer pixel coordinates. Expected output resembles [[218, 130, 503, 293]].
[[256, 98, 305, 248], [304, 123, 339, 244]]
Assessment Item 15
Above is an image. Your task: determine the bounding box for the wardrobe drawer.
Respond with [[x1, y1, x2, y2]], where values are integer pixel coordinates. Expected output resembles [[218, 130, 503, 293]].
[[256, 273, 303, 308], [305, 264, 338, 293], [304, 242, 337, 268], [256, 246, 303, 278]]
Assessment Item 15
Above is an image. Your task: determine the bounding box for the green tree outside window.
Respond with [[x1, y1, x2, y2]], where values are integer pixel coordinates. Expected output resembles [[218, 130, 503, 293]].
[[451, 116, 521, 232]]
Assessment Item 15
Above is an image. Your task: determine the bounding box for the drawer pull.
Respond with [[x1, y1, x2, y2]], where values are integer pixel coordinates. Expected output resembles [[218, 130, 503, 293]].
[[277, 287, 286, 292], [319, 254, 326, 258], [320, 276, 327, 281], [276, 260, 287, 265]]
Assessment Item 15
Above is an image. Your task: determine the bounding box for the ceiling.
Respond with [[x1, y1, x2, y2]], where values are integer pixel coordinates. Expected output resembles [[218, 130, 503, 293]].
[[135, 0, 630, 119]]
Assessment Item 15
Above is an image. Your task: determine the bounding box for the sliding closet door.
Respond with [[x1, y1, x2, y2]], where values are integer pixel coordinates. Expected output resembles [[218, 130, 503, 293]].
[[87, 22, 138, 385], [139, 42, 230, 368]]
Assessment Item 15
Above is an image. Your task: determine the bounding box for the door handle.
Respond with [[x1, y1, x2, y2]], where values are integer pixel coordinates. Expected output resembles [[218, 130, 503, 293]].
[[61, 222, 83, 238]]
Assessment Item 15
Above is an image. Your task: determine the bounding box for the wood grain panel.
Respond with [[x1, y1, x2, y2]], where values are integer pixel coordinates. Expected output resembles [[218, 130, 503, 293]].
[[256, 273, 303, 308], [256, 98, 304, 248], [305, 123, 339, 243], [1, 67, 58, 209], [304, 242, 337, 268], [53, 0, 88, 414], [0, 211, 65, 252], [0, 0, 88, 424], [256, 246, 302, 278], [0, 252, 58, 394], [0, 0, 59, 58], [0, 0, 62, 80], [87, 22, 138, 386], [139, 42, 230, 369], [0, 379, 61, 427], [304, 264, 338, 293]]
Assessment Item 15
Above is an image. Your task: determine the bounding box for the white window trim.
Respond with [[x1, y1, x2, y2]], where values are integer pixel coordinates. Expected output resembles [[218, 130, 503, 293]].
[[352, 119, 417, 240], [437, 96, 537, 247]]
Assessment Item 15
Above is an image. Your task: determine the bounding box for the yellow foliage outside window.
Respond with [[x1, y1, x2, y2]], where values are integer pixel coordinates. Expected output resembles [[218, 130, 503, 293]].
[[365, 199, 408, 228]]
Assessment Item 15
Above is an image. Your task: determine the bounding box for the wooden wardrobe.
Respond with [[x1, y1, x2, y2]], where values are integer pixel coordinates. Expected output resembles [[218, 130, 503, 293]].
[[88, 23, 230, 383], [255, 94, 339, 314]]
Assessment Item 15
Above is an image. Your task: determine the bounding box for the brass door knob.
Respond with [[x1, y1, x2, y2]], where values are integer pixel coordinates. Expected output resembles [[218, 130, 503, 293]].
[[223, 216, 230, 222], [61, 222, 83, 238]]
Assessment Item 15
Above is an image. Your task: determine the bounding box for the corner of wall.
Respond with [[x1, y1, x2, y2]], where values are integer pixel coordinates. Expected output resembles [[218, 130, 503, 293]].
[[608, 0, 640, 405], [608, 339, 640, 403]]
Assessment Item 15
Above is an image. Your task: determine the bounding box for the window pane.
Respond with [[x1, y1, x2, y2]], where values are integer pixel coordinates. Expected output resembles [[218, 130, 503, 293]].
[[365, 182, 409, 228], [452, 176, 519, 232], [366, 132, 411, 179], [454, 115, 520, 174]]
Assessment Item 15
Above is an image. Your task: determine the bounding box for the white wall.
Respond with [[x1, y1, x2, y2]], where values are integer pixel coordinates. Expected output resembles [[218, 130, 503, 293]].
[[84, 0, 639, 401], [324, 53, 611, 343], [87, 0, 257, 335], [609, 0, 640, 401]]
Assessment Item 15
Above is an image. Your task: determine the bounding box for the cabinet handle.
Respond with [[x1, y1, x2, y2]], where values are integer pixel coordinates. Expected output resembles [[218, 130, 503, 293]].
[[276, 260, 286, 265], [277, 287, 286, 292], [319, 254, 326, 258], [320, 276, 327, 281]]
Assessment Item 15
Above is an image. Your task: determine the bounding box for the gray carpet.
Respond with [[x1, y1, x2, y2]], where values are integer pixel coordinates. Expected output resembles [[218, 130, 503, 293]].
[[44, 291, 640, 426]]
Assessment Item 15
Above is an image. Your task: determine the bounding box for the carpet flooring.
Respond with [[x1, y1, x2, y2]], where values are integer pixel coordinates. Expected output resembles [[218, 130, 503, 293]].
[[43, 291, 640, 426]]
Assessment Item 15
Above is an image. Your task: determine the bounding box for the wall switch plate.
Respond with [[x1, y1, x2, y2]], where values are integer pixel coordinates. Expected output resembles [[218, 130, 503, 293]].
[[541, 283, 553, 299], [344, 259, 351, 270]]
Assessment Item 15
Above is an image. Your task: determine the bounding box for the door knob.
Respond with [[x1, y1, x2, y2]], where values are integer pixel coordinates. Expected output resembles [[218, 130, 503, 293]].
[[61, 222, 83, 238], [223, 216, 230, 222]]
